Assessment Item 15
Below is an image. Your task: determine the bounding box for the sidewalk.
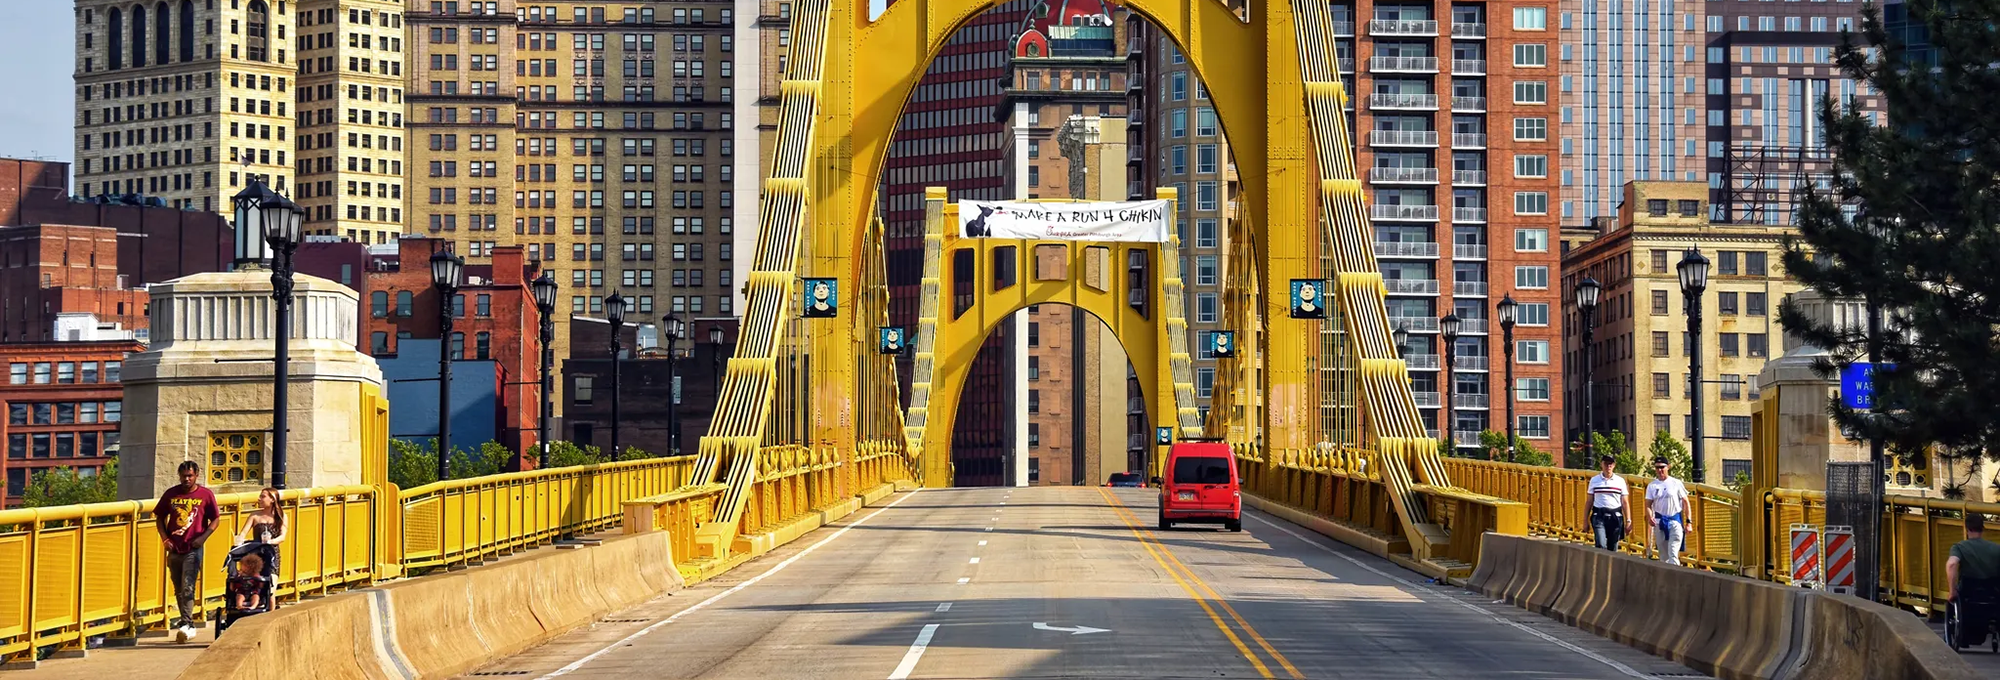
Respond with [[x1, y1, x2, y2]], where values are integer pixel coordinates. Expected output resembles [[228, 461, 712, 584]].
[[8, 629, 207, 680], [1925, 618, 2000, 675]]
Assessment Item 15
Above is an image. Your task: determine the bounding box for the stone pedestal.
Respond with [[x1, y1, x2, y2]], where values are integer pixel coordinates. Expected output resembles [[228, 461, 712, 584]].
[[119, 270, 386, 499]]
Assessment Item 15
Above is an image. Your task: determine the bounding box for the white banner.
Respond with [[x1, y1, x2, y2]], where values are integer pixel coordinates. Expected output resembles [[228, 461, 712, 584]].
[[957, 199, 1172, 243]]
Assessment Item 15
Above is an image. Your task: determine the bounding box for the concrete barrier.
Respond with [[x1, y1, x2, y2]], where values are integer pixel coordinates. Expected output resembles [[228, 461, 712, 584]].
[[179, 532, 686, 680], [1472, 533, 1982, 680]]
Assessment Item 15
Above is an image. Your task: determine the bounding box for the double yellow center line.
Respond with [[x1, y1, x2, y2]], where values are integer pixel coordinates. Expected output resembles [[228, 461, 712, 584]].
[[1097, 488, 1303, 680]]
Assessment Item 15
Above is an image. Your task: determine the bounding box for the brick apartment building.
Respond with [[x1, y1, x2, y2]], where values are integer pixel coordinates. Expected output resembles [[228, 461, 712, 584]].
[[562, 314, 728, 457], [1, 341, 141, 505], [0, 157, 231, 342]]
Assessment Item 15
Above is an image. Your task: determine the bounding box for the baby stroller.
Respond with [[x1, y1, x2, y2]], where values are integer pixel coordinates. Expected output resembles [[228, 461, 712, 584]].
[[213, 541, 278, 636], [1947, 576, 1999, 652]]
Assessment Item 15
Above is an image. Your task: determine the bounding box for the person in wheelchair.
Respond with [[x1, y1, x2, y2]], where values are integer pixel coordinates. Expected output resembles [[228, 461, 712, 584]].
[[1947, 512, 2000, 651]]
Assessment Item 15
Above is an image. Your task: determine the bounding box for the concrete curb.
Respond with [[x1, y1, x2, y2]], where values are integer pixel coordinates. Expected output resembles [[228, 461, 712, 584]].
[[1470, 533, 1982, 680], [1241, 493, 1396, 557]]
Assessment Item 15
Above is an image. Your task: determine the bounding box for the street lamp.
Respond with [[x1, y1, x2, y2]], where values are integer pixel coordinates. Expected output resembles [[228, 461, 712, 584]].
[[1441, 313, 1461, 451], [1497, 294, 1518, 463], [430, 247, 464, 483], [662, 313, 686, 455], [233, 180, 304, 489], [1392, 323, 1410, 356], [709, 326, 726, 393], [1575, 276, 1602, 462], [1678, 247, 1710, 484], [531, 271, 559, 470], [605, 292, 628, 457]]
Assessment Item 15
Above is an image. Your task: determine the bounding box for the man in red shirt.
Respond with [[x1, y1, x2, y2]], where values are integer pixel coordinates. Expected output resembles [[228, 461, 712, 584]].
[[155, 460, 219, 642]]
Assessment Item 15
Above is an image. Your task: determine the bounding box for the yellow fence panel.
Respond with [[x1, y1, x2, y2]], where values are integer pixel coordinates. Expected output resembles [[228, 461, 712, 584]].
[[398, 455, 697, 572]]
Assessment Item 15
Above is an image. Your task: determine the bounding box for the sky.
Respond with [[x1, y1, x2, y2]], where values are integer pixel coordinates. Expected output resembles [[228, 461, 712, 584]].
[[0, 3, 77, 164]]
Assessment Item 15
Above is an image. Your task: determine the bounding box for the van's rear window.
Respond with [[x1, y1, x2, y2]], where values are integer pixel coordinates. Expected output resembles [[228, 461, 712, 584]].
[[1172, 457, 1231, 485]]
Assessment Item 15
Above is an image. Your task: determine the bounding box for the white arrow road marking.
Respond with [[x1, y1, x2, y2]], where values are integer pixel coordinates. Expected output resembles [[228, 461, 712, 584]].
[[1033, 622, 1111, 635]]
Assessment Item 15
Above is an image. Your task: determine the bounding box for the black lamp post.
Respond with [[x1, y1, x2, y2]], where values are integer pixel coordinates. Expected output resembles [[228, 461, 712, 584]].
[[605, 292, 627, 457], [531, 271, 559, 469], [232, 180, 304, 489], [662, 313, 686, 455], [1677, 248, 1710, 484], [430, 248, 464, 483], [1441, 313, 1461, 451], [1497, 294, 1518, 463], [1392, 323, 1410, 356], [709, 326, 726, 392], [1575, 276, 1601, 462]]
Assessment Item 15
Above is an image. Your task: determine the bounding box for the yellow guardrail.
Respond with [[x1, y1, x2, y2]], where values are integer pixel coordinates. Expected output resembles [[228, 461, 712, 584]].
[[1763, 488, 2000, 614], [621, 483, 730, 578], [0, 485, 380, 663], [1442, 458, 1741, 571], [399, 455, 698, 571]]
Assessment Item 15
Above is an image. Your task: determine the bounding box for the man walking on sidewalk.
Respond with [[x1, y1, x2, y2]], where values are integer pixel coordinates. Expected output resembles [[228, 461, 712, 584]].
[[1644, 457, 1693, 565], [156, 461, 219, 642], [1586, 454, 1630, 551]]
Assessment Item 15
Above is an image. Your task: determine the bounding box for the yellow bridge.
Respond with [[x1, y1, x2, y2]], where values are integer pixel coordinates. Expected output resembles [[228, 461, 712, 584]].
[[0, 0, 1991, 677]]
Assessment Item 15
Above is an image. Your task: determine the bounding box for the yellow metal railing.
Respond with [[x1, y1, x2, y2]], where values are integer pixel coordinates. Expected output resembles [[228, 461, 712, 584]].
[[399, 455, 697, 571], [0, 485, 379, 662], [1443, 458, 1741, 571], [1762, 489, 2000, 614]]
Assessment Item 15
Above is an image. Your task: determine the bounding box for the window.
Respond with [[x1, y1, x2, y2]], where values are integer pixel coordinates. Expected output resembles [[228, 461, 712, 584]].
[[1746, 251, 1768, 276], [1720, 333, 1739, 357], [1518, 415, 1551, 438], [1513, 117, 1548, 141], [1028, 389, 1040, 414], [1515, 302, 1550, 326], [1747, 293, 1768, 316], [1513, 191, 1549, 215], [7, 364, 23, 385], [1514, 266, 1548, 289], [1653, 372, 1670, 397], [1514, 228, 1548, 252], [574, 376, 593, 404], [370, 331, 389, 354], [1514, 154, 1548, 178], [1652, 290, 1668, 315], [1513, 81, 1548, 104], [1513, 6, 1547, 29], [1651, 250, 1670, 273], [1748, 333, 1769, 357], [205, 431, 263, 484], [1517, 378, 1550, 401], [32, 363, 50, 384], [1718, 251, 1739, 275], [1517, 340, 1549, 364], [372, 290, 389, 317], [1652, 331, 1670, 357], [1027, 322, 1040, 347], [1028, 356, 1040, 381], [1721, 416, 1753, 440], [1718, 292, 1739, 315], [1722, 375, 1743, 400], [1514, 43, 1547, 67]]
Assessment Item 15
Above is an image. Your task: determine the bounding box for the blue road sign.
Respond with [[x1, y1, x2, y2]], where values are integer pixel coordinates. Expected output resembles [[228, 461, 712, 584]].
[[1841, 362, 1892, 410]]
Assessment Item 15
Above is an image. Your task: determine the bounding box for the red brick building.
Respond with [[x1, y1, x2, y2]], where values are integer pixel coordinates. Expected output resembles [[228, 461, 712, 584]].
[[1, 340, 142, 505], [0, 158, 231, 342], [357, 236, 547, 460]]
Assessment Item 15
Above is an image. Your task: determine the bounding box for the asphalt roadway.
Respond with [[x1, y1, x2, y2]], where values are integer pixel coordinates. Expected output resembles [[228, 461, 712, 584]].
[[466, 486, 1709, 680]]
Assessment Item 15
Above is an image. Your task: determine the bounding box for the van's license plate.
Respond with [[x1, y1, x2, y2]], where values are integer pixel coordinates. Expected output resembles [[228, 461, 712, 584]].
[[1177, 491, 1195, 501]]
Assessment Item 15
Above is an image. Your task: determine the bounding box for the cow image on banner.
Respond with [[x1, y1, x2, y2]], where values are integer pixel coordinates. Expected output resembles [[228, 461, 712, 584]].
[[956, 199, 1173, 242]]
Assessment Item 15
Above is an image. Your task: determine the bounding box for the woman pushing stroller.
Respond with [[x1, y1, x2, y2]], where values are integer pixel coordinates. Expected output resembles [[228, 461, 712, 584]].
[[217, 488, 286, 634]]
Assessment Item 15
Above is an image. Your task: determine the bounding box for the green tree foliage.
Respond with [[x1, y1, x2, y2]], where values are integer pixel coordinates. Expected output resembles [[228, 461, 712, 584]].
[[1568, 431, 1636, 471], [1476, 429, 1553, 466], [21, 460, 120, 507], [387, 439, 509, 488], [1779, 0, 2000, 475], [1646, 431, 1695, 482], [543, 440, 609, 468]]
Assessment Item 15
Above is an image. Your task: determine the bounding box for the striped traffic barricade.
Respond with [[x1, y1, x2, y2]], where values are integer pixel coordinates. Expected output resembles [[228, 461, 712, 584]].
[[1823, 525, 1856, 594], [1789, 523, 1821, 588]]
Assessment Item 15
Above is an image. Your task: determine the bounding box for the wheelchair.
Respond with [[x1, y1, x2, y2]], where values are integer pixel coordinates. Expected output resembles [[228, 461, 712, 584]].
[[1946, 577, 1999, 652]]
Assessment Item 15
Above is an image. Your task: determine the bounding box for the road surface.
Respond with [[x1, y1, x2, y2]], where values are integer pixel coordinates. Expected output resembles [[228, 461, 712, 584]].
[[466, 486, 1707, 679]]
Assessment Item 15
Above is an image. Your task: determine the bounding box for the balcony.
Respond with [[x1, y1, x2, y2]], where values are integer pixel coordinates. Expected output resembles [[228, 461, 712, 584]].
[[1371, 56, 1440, 73], [1372, 204, 1439, 221], [1454, 393, 1491, 409], [1452, 280, 1488, 297], [1333, 21, 1356, 35], [1369, 19, 1440, 36], [1388, 315, 1441, 332], [1453, 243, 1488, 259], [1455, 430, 1483, 447], [1453, 355, 1491, 371], [1450, 59, 1486, 75], [1453, 207, 1489, 223], [1384, 278, 1440, 295], [1373, 241, 1440, 257], [1368, 130, 1439, 147], [1452, 170, 1487, 185], [1128, 108, 1145, 126], [1452, 133, 1488, 148], [1338, 57, 1356, 73], [1456, 317, 1490, 334], [1451, 96, 1486, 112], [1369, 166, 1440, 184], [1451, 22, 1487, 38], [1368, 92, 1440, 110], [1413, 390, 1441, 407], [1406, 353, 1440, 370]]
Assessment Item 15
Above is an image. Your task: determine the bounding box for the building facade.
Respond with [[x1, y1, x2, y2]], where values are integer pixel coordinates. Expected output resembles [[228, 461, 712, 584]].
[[1556, 0, 1706, 227], [407, 0, 743, 418], [1560, 181, 1804, 484], [295, 0, 409, 244], [1, 341, 141, 505], [561, 315, 727, 456]]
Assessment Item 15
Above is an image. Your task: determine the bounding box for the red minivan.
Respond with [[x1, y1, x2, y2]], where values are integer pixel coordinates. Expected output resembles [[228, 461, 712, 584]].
[[1154, 442, 1241, 531]]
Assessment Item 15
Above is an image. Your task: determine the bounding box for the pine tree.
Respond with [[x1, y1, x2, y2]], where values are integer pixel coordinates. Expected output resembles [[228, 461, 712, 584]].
[[1779, 0, 2000, 480]]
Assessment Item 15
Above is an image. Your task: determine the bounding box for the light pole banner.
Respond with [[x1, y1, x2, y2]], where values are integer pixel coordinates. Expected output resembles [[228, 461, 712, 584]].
[[957, 199, 1172, 242]]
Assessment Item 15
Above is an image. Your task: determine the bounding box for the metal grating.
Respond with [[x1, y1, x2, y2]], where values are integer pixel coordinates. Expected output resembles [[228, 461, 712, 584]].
[[1826, 461, 1876, 598]]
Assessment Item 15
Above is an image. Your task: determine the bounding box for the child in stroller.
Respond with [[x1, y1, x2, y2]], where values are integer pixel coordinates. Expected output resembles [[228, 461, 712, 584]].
[[215, 541, 276, 634]]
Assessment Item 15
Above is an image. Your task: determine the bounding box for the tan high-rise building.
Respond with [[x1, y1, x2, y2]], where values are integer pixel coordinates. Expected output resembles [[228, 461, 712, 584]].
[[408, 0, 743, 422], [295, 0, 408, 245], [73, 0, 306, 212]]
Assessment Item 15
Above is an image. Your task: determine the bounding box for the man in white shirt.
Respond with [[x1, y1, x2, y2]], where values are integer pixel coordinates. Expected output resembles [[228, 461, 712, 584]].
[[1644, 457, 1694, 565], [1585, 454, 1631, 551]]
